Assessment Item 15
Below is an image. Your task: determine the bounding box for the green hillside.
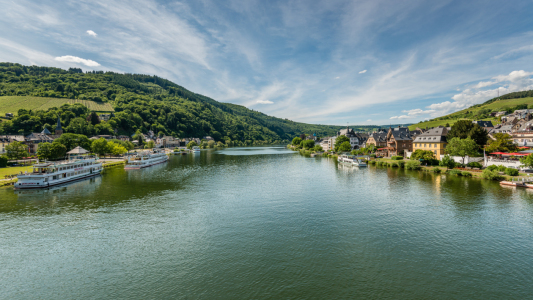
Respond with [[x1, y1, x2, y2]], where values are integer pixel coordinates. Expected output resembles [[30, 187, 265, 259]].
[[409, 93, 533, 130], [0, 62, 339, 141], [0, 96, 114, 117]]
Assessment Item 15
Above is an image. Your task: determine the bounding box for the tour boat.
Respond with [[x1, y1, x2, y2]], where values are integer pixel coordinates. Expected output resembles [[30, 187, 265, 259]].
[[124, 149, 168, 169], [15, 156, 102, 189], [338, 154, 367, 167], [192, 146, 201, 153]]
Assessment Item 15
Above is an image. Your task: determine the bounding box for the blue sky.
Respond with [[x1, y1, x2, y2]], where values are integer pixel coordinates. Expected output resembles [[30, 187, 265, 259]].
[[2, 0, 533, 125]]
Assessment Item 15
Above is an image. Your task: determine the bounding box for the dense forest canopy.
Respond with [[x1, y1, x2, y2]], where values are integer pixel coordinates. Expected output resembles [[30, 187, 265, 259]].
[[0, 62, 353, 141]]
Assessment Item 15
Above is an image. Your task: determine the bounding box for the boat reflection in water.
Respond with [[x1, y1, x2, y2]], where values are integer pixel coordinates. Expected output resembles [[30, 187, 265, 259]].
[[14, 175, 102, 200]]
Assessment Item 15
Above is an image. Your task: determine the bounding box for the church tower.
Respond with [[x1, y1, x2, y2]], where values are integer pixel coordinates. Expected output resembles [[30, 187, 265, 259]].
[[55, 115, 63, 135]]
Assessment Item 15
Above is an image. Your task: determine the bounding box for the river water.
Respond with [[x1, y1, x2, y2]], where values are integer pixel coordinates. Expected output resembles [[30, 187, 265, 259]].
[[1, 147, 533, 299]]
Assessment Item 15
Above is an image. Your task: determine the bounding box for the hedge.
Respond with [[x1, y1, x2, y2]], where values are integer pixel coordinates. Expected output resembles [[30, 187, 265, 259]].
[[391, 156, 404, 160]]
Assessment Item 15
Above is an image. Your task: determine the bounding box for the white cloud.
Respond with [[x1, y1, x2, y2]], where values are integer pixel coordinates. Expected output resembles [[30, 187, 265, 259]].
[[257, 100, 274, 104], [55, 55, 100, 66], [359, 70, 367, 74], [389, 108, 435, 120], [473, 81, 496, 88], [86, 30, 97, 37], [366, 119, 372, 122], [335, 76, 340, 79]]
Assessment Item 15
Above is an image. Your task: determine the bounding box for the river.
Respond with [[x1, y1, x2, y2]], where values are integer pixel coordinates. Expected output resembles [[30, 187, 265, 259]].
[[1, 146, 533, 299]]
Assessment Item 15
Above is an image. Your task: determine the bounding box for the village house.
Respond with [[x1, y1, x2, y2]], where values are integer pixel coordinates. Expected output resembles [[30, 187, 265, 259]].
[[330, 126, 366, 150], [203, 136, 214, 141], [381, 126, 415, 157], [366, 130, 388, 149], [318, 137, 331, 151], [24, 131, 55, 154], [412, 126, 448, 157], [0, 135, 24, 154], [89, 135, 116, 140], [158, 136, 181, 148], [5, 113, 13, 119], [493, 111, 507, 117], [473, 120, 494, 132]]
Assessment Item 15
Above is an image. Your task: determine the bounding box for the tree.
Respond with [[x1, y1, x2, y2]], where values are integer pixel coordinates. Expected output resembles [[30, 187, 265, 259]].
[[485, 133, 518, 153], [338, 141, 352, 152], [5, 141, 28, 160], [445, 137, 478, 165], [133, 130, 144, 145], [87, 112, 100, 125], [410, 149, 435, 160], [36, 142, 53, 161], [292, 137, 302, 146], [300, 133, 306, 140], [301, 140, 315, 149], [0, 156, 7, 168], [54, 133, 91, 151], [145, 140, 156, 149], [50, 141, 67, 160], [334, 136, 350, 151], [106, 142, 127, 156], [207, 140, 216, 148], [439, 155, 456, 170], [186, 141, 198, 149], [447, 120, 488, 147], [91, 138, 108, 157], [313, 145, 323, 152], [519, 154, 533, 169]]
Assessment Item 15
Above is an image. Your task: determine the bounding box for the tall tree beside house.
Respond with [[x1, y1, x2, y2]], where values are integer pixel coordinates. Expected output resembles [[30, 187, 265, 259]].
[[50, 141, 67, 159], [186, 141, 198, 149], [145, 140, 156, 149], [91, 138, 108, 157], [54, 133, 91, 151], [36, 142, 53, 161], [485, 133, 518, 153], [87, 112, 101, 126], [133, 129, 145, 145], [5, 141, 28, 160], [292, 137, 302, 146], [445, 137, 479, 165], [338, 141, 352, 152], [447, 120, 488, 147], [410, 149, 435, 161], [334, 135, 350, 152]]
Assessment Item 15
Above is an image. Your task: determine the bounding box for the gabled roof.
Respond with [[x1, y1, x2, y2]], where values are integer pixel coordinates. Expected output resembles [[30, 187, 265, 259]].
[[474, 120, 494, 128], [41, 127, 51, 135], [67, 146, 89, 154], [25, 133, 54, 142]]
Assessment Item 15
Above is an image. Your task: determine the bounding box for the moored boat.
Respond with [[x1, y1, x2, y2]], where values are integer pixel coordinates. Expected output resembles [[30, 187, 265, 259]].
[[192, 146, 201, 153], [15, 148, 102, 189], [124, 149, 168, 169]]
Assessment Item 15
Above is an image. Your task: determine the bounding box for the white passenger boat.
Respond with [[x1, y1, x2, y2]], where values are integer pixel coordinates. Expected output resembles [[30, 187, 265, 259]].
[[338, 154, 367, 167], [192, 146, 201, 153], [124, 149, 168, 169], [15, 154, 102, 189]]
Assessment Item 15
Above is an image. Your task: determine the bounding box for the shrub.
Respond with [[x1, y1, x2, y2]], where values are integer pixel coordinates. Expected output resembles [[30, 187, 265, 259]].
[[370, 154, 376, 158], [405, 160, 422, 170], [368, 160, 376, 165], [487, 165, 498, 171], [432, 168, 442, 173], [497, 165, 507, 172], [0, 156, 7, 168], [391, 156, 404, 160], [461, 171, 473, 177], [448, 169, 462, 176], [397, 161, 405, 168], [467, 161, 483, 168], [504, 168, 519, 176], [391, 162, 399, 168], [481, 169, 504, 181]]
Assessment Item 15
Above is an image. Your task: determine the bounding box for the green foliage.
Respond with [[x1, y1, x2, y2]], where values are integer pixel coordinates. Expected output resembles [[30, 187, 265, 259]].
[[36, 142, 52, 161], [91, 138, 109, 156], [447, 169, 462, 176], [391, 156, 404, 160], [145, 140, 156, 149], [397, 161, 405, 168], [55, 133, 91, 151], [461, 171, 473, 177], [405, 160, 422, 170], [486, 133, 517, 153], [432, 168, 442, 173], [207, 140, 216, 148], [5, 141, 28, 160], [334, 136, 350, 151], [466, 161, 483, 168], [88, 112, 100, 125], [292, 137, 302, 146], [519, 154, 533, 169], [313, 145, 323, 152], [482, 169, 504, 181], [504, 168, 519, 176], [487, 165, 499, 171], [447, 120, 488, 147], [186, 141, 198, 149], [301, 140, 315, 149], [410, 149, 435, 161], [337, 141, 351, 152], [0, 156, 7, 167], [497, 165, 507, 172], [50, 141, 67, 159], [445, 137, 479, 164]]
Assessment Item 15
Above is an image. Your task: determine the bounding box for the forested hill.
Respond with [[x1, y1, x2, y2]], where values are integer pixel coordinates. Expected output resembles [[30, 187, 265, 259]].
[[0, 62, 342, 142]]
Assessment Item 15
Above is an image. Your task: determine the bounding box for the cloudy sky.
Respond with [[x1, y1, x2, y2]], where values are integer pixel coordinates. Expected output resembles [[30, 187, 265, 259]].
[[1, 0, 533, 125]]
